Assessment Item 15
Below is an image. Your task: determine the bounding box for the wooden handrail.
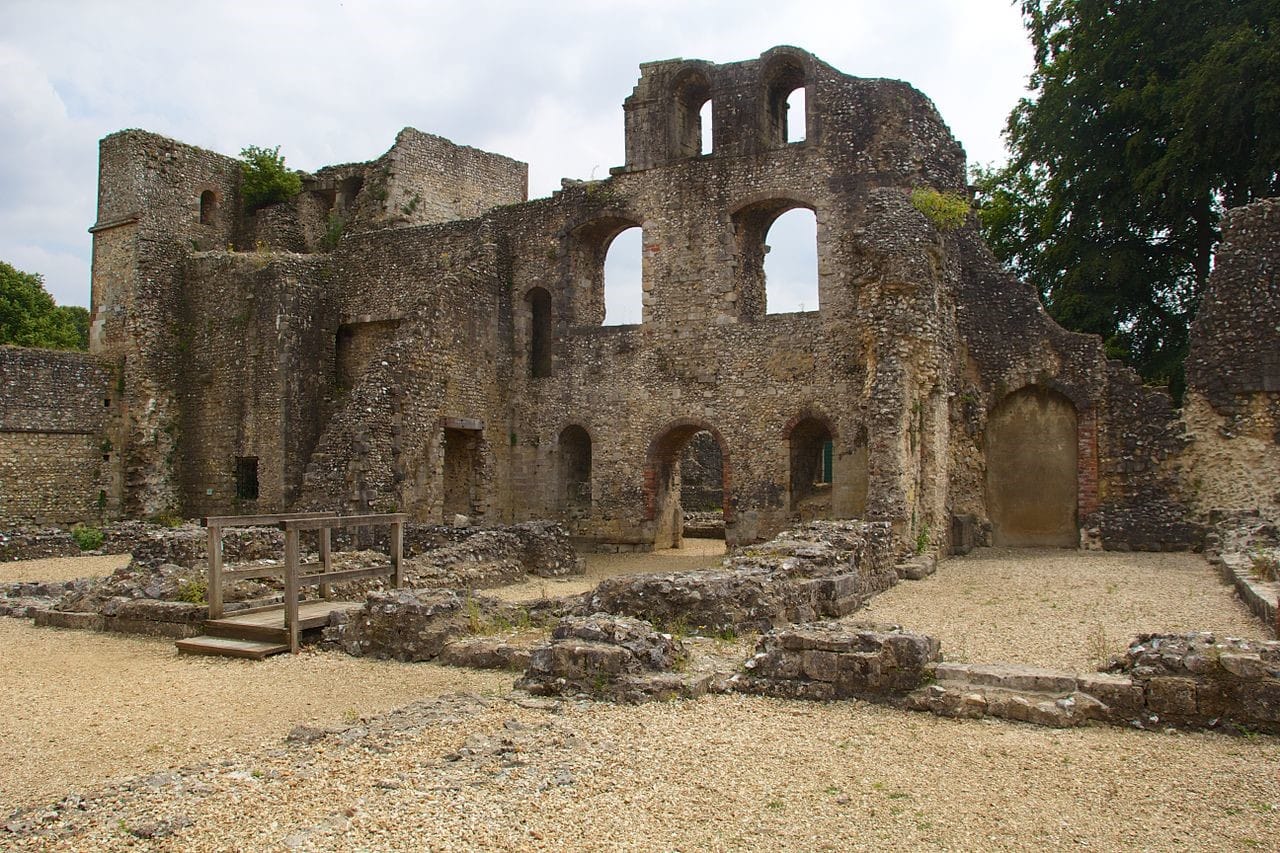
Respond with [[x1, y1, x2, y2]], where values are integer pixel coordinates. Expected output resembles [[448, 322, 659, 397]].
[[203, 512, 407, 627]]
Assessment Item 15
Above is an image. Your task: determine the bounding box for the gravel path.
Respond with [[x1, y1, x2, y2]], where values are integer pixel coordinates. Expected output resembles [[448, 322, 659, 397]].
[[486, 538, 726, 602], [2, 546, 1277, 851], [0, 554, 130, 583], [860, 548, 1269, 670]]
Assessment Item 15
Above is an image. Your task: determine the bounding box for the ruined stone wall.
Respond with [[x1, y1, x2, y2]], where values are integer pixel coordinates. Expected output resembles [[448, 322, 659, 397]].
[[370, 127, 527, 228], [1183, 198, 1280, 517], [91, 131, 244, 517], [952, 232, 1196, 551], [173, 252, 332, 517], [0, 347, 122, 523], [492, 50, 965, 548], [296, 220, 513, 521]]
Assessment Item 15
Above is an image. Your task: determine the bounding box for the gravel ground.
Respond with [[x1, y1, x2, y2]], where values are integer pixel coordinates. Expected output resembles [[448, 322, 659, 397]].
[[2, 546, 1277, 851], [0, 554, 130, 583], [861, 547, 1269, 670], [485, 538, 726, 602]]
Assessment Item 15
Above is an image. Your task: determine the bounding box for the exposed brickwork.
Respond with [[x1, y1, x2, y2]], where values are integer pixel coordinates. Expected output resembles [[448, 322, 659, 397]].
[[0, 347, 122, 523]]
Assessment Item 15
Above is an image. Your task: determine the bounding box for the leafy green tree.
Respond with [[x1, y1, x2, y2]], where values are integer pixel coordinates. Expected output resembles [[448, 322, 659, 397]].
[[0, 260, 87, 350], [239, 145, 303, 211], [975, 0, 1280, 397]]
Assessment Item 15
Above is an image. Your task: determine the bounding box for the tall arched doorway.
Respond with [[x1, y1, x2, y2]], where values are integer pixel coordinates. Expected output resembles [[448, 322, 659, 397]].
[[985, 386, 1078, 547], [645, 420, 730, 550]]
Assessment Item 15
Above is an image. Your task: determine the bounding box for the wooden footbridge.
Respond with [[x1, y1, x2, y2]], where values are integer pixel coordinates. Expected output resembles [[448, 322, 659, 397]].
[[175, 512, 406, 659]]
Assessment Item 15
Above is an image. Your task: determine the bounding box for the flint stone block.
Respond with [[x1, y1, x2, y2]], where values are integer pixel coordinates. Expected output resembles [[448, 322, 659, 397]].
[[1145, 676, 1198, 716]]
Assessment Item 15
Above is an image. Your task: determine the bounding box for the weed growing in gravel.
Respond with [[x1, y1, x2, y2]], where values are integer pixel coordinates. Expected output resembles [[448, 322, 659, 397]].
[[1086, 624, 1118, 669], [71, 525, 104, 551], [177, 577, 207, 604], [1248, 550, 1279, 582]]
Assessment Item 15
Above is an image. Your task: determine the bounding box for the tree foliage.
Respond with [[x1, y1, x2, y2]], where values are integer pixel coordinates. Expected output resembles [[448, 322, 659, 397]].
[[239, 145, 303, 211], [975, 0, 1280, 397], [0, 260, 88, 350]]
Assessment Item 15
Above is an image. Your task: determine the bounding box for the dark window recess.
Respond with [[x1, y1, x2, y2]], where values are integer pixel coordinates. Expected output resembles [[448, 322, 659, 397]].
[[528, 287, 553, 378], [199, 190, 217, 225], [234, 457, 259, 500]]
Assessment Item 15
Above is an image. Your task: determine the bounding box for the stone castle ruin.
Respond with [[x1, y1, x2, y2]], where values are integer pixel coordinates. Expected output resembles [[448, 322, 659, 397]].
[[3, 46, 1278, 556]]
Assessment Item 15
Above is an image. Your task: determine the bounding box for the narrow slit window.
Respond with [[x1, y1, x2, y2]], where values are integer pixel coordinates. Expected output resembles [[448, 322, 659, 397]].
[[234, 456, 259, 500]]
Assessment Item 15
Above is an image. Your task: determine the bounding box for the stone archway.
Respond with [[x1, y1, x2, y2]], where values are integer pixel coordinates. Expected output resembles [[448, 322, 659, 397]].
[[985, 386, 1078, 547], [644, 420, 731, 550]]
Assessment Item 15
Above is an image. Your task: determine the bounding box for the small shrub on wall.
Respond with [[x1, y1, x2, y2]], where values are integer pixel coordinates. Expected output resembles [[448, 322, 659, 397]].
[[239, 145, 302, 211]]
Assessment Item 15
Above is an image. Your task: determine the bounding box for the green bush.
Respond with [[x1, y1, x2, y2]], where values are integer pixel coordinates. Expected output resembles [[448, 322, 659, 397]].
[[910, 187, 970, 230], [239, 145, 302, 212], [177, 577, 208, 604], [71, 525, 104, 551], [149, 509, 185, 528]]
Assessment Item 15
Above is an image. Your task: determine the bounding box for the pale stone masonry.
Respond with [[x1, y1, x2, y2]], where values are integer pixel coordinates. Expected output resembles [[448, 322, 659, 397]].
[[1, 47, 1276, 557]]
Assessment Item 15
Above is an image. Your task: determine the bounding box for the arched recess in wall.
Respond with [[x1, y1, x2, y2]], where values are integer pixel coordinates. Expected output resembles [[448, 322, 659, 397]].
[[763, 54, 807, 146], [568, 215, 644, 326], [199, 190, 217, 225], [788, 415, 834, 516], [525, 287, 553, 378], [558, 425, 592, 517], [985, 386, 1079, 547], [731, 197, 819, 317], [645, 420, 731, 550], [671, 68, 712, 158]]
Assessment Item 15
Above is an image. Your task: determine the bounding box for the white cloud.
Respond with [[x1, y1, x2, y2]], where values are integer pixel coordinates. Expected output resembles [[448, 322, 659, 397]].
[[0, 0, 1033, 307]]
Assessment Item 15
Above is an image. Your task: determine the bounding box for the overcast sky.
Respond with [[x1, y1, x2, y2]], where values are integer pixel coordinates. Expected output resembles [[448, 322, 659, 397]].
[[1, 0, 1034, 310]]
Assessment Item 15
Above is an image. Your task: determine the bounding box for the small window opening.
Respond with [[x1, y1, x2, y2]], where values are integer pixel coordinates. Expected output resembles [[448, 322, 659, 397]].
[[790, 418, 833, 512], [603, 226, 643, 325], [786, 87, 806, 143], [199, 190, 217, 225], [559, 425, 592, 516], [234, 457, 259, 500], [699, 100, 713, 155], [765, 59, 807, 147], [103, 398, 111, 408], [764, 207, 819, 313], [673, 70, 712, 159], [527, 288, 553, 378]]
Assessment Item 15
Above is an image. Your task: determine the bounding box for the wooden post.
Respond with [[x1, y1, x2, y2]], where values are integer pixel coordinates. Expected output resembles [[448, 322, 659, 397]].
[[284, 526, 300, 654], [319, 527, 331, 601], [391, 520, 404, 588], [207, 523, 223, 619]]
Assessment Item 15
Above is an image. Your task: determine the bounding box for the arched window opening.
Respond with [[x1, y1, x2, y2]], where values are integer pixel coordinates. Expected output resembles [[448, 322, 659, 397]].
[[558, 425, 592, 517], [786, 86, 806, 143], [699, 100, 714, 155], [672, 70, 712, 159], [764, 207, 818, 313], [765, 59, 807, 147], [603, 226, 643, 325], [199, 190, 217, 225], [790, 416, 834, 515], [526, 287, 552, 378]]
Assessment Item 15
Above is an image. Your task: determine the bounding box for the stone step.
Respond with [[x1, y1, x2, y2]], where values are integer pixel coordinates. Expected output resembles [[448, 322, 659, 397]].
[[933, 661, 1080, 694], [175, 635, 291, 660]]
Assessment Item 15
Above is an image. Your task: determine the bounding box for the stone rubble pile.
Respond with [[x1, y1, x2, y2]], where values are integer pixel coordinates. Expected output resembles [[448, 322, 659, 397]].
[[582, 520, 897, 634], [733, 622, 940, 701], [516, 613, 705, 703]]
